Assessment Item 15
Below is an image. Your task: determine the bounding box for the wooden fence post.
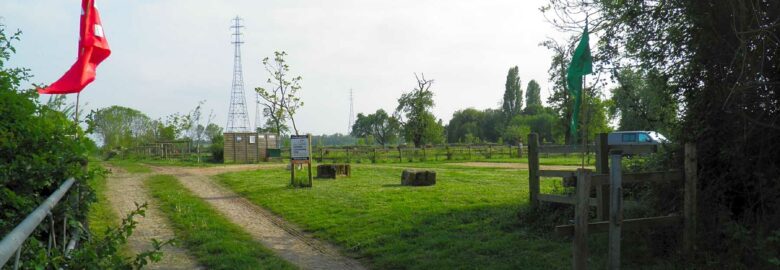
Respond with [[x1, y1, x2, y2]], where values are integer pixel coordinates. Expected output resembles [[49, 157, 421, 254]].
[[608, 152, 623, 270], [597, 133, 610, 221], [518, 143, 523, 158], [684, 143, 697, 255], [573, 168, 591, 270], [528, 133, 540, 208], [398, 147, 402, 163]]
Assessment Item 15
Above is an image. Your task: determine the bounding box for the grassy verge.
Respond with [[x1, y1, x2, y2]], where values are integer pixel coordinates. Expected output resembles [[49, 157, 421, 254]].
[[86, 161, 119, 239], [217, 164, 571, 269], [145, 174, 295, 270]]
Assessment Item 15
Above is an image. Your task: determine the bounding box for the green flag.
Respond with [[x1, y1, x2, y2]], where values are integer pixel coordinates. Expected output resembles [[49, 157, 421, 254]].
[[566, 25, 593, 138]]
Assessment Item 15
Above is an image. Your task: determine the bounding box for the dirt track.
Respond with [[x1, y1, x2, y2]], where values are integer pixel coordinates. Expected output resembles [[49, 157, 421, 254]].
[[149, 164, 366, 270], [103, 165, 201, 270]]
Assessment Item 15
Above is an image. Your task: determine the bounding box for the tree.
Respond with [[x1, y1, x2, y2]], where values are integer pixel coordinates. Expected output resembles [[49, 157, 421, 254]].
[[609, 69, 678, 135], [350, 113, 372, 138], [204, 123, 223, 142], [351, 109, 400, 146], [503, 110, 560, 144], [446, 108, 484, 143], [395, 73, 442, 147], [544, 1, 780, 265], [258, 107, 289, 135], [183, 101, 215, 163], [255, 51, 303, 136], [524, 79, 543, 114], [480, 109, 505, 142], [581, 90, 611, 142], [502, 66, 523, 122], [541, 37, 576, 144], [446, 108, 507, 144], [90, 106, 151, 150]]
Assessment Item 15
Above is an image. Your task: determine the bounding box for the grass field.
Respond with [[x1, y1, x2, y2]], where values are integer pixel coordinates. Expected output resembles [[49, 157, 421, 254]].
[[146, 174, 296, 270], [216, 163, 572, 269]]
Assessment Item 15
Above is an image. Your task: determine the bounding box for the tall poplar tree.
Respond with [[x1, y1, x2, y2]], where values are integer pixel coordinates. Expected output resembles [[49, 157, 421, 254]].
[[502, 66, 523, 122]]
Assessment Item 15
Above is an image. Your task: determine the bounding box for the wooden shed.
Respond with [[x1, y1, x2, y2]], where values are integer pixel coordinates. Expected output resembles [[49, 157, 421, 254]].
[[223, 132, 280, 163]]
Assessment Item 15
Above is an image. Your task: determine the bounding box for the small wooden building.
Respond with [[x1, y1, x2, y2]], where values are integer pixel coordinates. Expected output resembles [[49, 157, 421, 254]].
[[223, 132, 280, 163]]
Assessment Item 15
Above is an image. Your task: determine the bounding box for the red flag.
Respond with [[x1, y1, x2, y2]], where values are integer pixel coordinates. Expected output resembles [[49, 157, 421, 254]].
[[38, 0, 111, 94]]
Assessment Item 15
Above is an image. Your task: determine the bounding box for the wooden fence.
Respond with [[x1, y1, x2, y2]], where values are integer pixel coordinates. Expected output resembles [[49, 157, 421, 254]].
[[279, 144, 531, 163], [128, 140, 193, 159], [528, 132, 697, 269]]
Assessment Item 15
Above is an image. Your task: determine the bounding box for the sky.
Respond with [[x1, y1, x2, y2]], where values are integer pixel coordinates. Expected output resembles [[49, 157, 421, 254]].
[[2, 0, 567, 135]]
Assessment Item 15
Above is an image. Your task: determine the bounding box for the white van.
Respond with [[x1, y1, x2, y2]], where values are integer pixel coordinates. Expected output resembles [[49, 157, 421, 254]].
[[607, 131, 668, 146]]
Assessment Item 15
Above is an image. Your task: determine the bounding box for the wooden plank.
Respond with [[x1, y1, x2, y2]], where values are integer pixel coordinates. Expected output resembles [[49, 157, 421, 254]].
[[608, 154, 623, 270], [538, 194, 598, 207], [539, 170, 576, 178], [528, 133, 540, 208], [538, 144, 596, 154], [591, 171, 684, 186], [573, 169, 591, 270], [556, 215, 681, 237], [684, 143, 697, 255], [609, 144, 657, 155], [596, 133, 610, 221]]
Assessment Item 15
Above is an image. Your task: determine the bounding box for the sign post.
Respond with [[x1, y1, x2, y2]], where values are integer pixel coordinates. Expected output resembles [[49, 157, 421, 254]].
[[290, 134, 313, 187]]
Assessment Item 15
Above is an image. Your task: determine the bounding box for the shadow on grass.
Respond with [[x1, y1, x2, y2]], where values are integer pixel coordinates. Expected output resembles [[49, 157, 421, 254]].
[[358, 205, 683, 269], [350, 204, 571, 269], [380, 184, 406, 188]]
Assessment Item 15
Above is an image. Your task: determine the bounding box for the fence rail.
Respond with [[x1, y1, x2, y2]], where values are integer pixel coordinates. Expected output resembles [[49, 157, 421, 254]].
[[0, 178, 77, 268]]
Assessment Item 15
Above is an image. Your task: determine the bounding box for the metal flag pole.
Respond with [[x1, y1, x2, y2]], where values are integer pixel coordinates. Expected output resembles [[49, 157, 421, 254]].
[[581, 75, 587, 168], [74, 93, 81, 132], [73, 0, 93, 137], [580, 16, 589, 169]]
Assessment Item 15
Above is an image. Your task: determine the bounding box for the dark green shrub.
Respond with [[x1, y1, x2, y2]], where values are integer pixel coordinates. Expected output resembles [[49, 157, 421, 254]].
[[209, 133, 224, 163]]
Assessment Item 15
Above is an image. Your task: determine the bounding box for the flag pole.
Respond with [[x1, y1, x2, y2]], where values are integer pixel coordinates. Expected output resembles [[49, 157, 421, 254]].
[[73, 0, 93, 138], [75, 92, 81, 128], [581, 75, 586, 168], [580, 16, 589, 169]]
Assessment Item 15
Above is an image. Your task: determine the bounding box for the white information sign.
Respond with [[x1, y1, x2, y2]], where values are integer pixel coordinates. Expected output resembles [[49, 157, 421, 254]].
[[290, 135, 310, 160]]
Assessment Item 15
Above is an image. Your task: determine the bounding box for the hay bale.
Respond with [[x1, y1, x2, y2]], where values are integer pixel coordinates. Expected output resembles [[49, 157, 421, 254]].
[[316, 164, 351, 179], [401, 169, 436, 186]]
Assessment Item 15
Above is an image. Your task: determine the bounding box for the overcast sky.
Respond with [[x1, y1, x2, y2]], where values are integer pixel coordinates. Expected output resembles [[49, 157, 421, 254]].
[[3, 0, 566, 135]]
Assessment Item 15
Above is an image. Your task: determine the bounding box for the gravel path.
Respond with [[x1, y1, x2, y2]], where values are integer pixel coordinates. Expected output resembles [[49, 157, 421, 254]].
[[149, 164, 366, 270], [103, 165, 202, 270]]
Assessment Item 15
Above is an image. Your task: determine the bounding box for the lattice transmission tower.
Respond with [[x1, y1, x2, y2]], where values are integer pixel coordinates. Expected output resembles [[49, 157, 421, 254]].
[[226, 16, 251, 133]]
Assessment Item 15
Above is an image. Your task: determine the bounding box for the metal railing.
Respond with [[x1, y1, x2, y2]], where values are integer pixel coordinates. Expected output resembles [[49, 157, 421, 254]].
[[0, 178, 78, 269]]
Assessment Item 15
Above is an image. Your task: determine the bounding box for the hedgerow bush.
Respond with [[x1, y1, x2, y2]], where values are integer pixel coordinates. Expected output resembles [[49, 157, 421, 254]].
[[1, 24, 167, 269]]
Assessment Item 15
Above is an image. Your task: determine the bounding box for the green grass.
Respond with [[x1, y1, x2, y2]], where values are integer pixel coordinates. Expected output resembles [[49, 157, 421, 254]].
[[87, 162, 119, 239], [217, 164, 571, 269], [139, 158, 219, 167], [145, 174, 296, 270], [106, 159, 152, 173]]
